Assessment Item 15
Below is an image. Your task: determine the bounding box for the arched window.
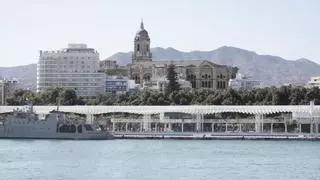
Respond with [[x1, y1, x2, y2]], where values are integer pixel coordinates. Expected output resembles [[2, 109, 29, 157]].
[[137, 44, 140, 51]]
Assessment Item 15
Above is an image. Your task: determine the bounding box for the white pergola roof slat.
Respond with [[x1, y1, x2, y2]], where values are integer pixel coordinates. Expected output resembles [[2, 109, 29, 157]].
[[1, 105, 320, 115]]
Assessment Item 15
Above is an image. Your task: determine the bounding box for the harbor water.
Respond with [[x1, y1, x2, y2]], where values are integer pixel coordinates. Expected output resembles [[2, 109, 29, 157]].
[[0, 140, 319, 180]]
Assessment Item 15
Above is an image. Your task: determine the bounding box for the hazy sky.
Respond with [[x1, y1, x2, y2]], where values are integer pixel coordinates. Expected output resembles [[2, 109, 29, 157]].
[[0, 0, 319, 67]]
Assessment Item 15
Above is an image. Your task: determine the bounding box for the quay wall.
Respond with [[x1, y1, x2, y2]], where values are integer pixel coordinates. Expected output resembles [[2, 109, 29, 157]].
[[113, 132, 320, 141]]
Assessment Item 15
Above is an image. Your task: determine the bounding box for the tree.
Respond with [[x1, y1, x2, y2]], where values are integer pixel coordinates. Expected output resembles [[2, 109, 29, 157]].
[[62, 89, 78, 105], [6, 89, 36, 105], [221, 88, 242, 105], [165, 63, 180, 94]]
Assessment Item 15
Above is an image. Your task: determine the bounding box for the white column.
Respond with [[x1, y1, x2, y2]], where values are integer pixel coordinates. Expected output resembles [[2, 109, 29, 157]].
[[168, 123, 172, 131], [196, 114, 202, 132], [255, 114, 259, 132], [113, 122, 116, 131], [255, 114, 263, 133], [86, 114, 94, 124], [316, 123, 319, 135], [143, 114, 151, 132], [271, 123, 273, 133], [125, 123, 128, 132], [239, 123, 242, 132], [299, 123, 302, 133], [160, 113, 165, 121], [155, 123, 158, 132], [284, 122, 288, 133], [212, 123, 214, 133], [225, 123, 228, 132]]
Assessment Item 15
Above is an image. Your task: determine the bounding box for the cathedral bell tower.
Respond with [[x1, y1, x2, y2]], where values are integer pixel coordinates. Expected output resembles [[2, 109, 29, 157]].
[[132, 20, 152, 64]]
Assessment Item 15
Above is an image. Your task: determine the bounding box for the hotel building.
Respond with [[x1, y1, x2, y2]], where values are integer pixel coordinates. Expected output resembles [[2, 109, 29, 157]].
[[37, 44, 105, 99]]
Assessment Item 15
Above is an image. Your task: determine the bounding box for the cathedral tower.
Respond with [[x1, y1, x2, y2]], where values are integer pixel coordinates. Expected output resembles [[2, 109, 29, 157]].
[[132, 20, 152, 63]]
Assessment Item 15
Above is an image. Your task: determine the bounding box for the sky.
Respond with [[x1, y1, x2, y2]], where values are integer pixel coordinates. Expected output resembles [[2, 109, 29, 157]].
[[0, 0, 319, 67]]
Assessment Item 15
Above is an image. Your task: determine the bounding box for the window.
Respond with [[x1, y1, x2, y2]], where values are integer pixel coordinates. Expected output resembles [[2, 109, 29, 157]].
[[137, 44, 140, 51], [192, 81, 196, 88]]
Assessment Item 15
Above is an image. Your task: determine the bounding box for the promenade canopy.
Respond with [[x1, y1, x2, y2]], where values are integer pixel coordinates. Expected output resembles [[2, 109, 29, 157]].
[[1, 105, 320, 115]]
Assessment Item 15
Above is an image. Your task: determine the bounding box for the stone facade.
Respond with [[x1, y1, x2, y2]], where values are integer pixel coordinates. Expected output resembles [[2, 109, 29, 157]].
[[128, 21, 237, 90], [100, 59, 118, 71]]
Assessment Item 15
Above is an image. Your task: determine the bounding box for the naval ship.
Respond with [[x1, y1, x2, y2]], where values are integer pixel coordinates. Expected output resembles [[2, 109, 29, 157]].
[[0, 104, 114, 140]]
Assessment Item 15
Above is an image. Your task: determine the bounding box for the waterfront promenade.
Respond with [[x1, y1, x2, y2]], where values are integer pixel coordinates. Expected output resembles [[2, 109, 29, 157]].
[[1, 103, 320, 140]]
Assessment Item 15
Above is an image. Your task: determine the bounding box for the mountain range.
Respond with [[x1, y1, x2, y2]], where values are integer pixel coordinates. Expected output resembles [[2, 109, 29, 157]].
[[1, 46, 319, 90]]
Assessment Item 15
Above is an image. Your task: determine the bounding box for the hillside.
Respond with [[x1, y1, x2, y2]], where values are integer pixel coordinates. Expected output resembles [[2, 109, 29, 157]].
[[0, 64, 37, 90]]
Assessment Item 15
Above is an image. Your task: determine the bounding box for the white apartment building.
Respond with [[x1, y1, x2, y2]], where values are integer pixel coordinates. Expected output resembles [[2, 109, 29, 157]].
[[229, 73, 263, 89], [37, 44, 105, 99], [306, 76, 320, 88]]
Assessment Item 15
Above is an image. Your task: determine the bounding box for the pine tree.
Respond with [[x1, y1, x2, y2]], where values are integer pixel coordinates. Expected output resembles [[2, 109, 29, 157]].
[[165, 63, 180, 94]]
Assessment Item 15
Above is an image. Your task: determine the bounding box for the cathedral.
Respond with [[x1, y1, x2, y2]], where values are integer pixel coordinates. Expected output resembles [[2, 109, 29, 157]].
[[128, 21, 237, 90]]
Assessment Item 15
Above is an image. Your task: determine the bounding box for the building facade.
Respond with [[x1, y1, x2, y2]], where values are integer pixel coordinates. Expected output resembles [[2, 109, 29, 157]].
[[128, 21, 237, 90], [37, 44, 105, 99], [142, 76, 192, 91], [100, 59, 118, 71], [0, 77, 18, 105], [305, 76, 320, 88], [229, 73, 263, 89], [105, 76, 136, 94]]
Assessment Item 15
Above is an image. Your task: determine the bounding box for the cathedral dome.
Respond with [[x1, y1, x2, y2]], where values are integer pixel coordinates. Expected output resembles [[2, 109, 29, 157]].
[[135, 21, 150, 41]]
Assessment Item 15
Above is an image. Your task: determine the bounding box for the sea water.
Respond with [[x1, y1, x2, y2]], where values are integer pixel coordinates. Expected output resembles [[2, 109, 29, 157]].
[[0, 140, 319, 180]]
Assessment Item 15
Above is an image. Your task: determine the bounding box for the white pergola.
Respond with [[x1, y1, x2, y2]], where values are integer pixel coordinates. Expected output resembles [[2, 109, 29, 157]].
[[1, 105, 320, 115]]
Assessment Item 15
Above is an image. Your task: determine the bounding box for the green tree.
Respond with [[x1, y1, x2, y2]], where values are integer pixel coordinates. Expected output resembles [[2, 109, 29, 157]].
[[62, 89, 78, 105], [165, 63, 180, 94], [289, 87, 305, 105], [6, 89, 36, 105], [221, 88, 242, 105]]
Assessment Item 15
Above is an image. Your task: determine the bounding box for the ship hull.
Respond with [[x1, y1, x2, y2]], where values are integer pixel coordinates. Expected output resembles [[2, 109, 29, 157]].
[[0, 127, 114, 140], [0, 133, 114, 140]]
